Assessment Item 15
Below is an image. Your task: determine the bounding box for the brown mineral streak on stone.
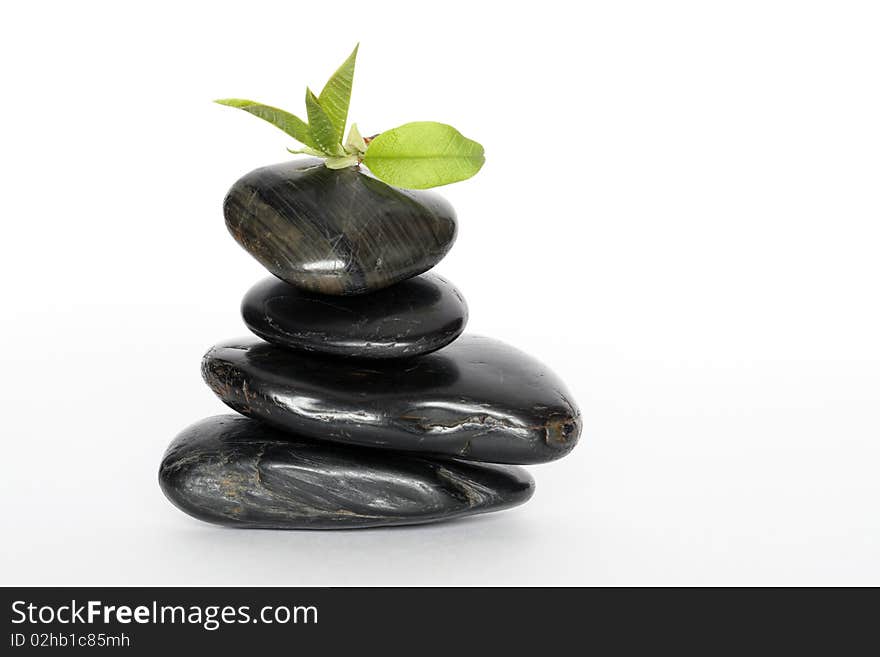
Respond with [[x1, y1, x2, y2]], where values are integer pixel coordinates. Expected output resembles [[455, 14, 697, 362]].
[[544, 413, 582, 446]]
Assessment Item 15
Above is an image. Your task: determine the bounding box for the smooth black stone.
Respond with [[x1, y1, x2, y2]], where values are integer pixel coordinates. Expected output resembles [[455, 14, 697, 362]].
[[159, 415, 534, 529], [241, 273, 468, 359], [202, 335, 582, 464], [223, 159, 457, 296]]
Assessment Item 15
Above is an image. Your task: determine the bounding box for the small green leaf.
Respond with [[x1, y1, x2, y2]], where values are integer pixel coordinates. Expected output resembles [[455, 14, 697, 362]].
[[345, 123, 367, 155], [305, 88, 344, 156], [364, 122, 485, 189], [287, 146, 327, 157], [324, 154, 360, 169], [319, 44, 358, 146], [214, 99, 317, 149]]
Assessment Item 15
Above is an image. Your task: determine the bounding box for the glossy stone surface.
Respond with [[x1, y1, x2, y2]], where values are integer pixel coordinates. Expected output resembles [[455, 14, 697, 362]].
[[241, 273, 467, 359], [202, 335, 582, 464], [159, 415, 534, 529], [223, 159, 457, 295]]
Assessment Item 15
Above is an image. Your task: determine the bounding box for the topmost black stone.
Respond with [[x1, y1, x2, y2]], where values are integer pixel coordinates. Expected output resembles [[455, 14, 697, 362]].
[[223, 158, 458, 295]]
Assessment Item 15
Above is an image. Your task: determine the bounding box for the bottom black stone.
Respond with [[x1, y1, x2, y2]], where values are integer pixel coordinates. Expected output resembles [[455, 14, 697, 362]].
[[159, 415, 535, 529]]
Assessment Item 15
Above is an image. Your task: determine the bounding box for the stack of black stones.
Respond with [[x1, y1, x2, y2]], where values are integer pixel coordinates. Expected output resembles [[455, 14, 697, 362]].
[[158, 158, 582, 529]]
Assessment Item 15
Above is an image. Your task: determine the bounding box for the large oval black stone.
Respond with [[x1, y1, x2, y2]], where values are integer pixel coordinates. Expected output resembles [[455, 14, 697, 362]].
[[241, 273, 467, 359], [202, 335, 582, 464], [159, 415, 534, 529], [223, 159, 457, 295]]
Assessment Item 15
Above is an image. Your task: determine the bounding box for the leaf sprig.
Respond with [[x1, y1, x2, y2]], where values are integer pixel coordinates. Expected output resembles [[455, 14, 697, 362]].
[[215, 45, 485, 189]]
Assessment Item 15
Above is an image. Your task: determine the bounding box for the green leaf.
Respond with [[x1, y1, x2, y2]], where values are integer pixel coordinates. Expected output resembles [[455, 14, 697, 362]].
[[344, 123, 367, 155], [363, 122, 485, 189], [287, 146, 327, 157], [318, 44, 358, 146], [305, 88, 344, 156], [214, 99, 317, 149], [324, 154, 360, 169]]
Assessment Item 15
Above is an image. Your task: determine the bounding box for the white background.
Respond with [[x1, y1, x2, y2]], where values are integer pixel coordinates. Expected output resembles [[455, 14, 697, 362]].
[[1, 1, 879, 585]]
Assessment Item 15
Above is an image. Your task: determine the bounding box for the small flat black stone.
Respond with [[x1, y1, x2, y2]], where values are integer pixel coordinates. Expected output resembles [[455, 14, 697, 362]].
[[159, 415, 534, 529], [241, 273, 467, 359], [202, 335, 582, 464], [223, 159, 457, 295]]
